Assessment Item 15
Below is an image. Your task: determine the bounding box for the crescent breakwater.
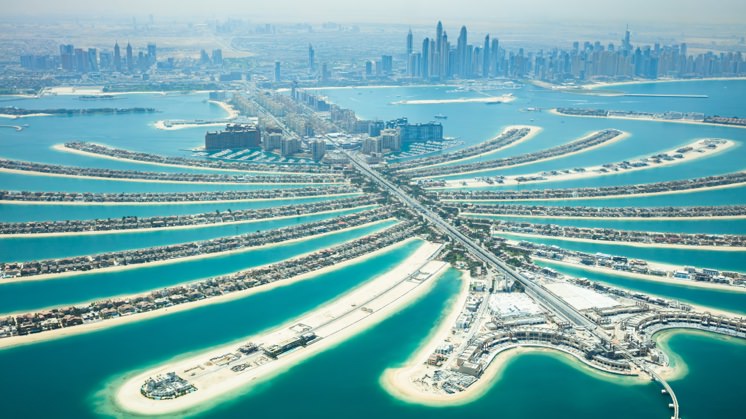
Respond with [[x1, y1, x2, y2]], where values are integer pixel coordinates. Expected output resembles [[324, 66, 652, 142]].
[[434, 172, 746, 201], [507, 240, 746, 290], [553, 107, 746, 128], [456, 204, 746, 220], [0, 207, 395, 281], [0, 159, 342, 185], [390, 127, 538, 172], [0, 196, 378, 236], [0, 220, 422, 348], [0, 106, 157, 117], [484, 219, 746, 250], [60, 142, 338, 174], [405, 129, 626, 179], [0, 186, 360, 205]]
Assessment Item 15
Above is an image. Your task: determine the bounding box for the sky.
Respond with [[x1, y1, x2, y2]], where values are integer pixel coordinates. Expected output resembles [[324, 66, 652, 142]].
[[4, 0, 746, 26]]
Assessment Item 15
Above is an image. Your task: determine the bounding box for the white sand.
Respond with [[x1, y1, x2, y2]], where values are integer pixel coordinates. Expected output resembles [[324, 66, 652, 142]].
[[493, 230, 746, 251], [0, 237, 426, 351], [53, 143, 304, 176], [0, 166, 341, 186], [434, 138, 735, 189], [391, 95, 515, 105], [0, 205, 376, 238], [113, 241, 447, 416], [533, 257, 746, 293], [402, 126, 542, 172], [0, 192, 361, 207], [438, 176, 746, 202], [418, 130, 630, 180], [1, 218, 395, 284], [0, 113, 52, 119], [549, 108, 746, 130]]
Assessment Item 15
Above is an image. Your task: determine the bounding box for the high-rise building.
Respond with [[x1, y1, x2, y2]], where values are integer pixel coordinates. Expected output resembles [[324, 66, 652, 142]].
[[483, 35, 490, 77], [397, 121, 443, 144], [310, 139, 326, 161], [205, 124, 261, 150], [406, 29, 413, 56], [308, 44, 315, 72], [126, 42, 133, 71], [381, 55, 393, 75], [263, 131, 283, 151], [74, 48, 88, 73], [361, 137, 383, 155], [365, 60, 373, 77], [147, 43, 157, 66], [380, 128, 401, 152], [280, 137, 301, 157], [421, 37, 430, 79], [457, 26, 468, 77], [274, 61, 281, 82], [490, 38, 500, 76], [59, 44, 74, 71], [212, 49, 223, 65], [113, 42, 121, 71], [88, 48, 98, 72], [436, 21, 443, 53]]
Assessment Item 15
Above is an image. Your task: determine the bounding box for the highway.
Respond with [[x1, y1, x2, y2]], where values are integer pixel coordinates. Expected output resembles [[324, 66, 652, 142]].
[[345, 151, 680, 418]]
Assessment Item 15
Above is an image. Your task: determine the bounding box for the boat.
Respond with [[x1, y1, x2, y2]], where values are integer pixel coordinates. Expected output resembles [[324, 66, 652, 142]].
[[434, 114, 448, 119]]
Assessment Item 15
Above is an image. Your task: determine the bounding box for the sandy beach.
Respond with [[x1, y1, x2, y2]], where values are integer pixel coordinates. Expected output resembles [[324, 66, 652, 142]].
[[53, 143, 296, 175], [0, 113, 52, 119], [0, 204, 376, 238], [0, 166, 341, 186], [0, 192, 361, 207], [433, 138, 736, 189], [391, 95, 515, 105], [0, 237, 427, 351], [405, 126, 543, 172], [582, 77, 746, 90], [419, 130, 631, 180], [112, 241, 447, 416], [1, 218, 395, 285], [461, 212, 746, 221], [494, 230, 746, 251], [152, 100, 238, 131], [439, 177, 746, 202], [533, 257, 746, 293], [382, 343, 641, 406], [549, 108, 746, 130]]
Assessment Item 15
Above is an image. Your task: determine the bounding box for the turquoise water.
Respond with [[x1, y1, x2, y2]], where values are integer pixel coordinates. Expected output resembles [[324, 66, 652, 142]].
[[470, 214, 746, 234], [537, 260, 746, 315], [1, 81, 744, 418], [499, 233, 746, 272], [0, 206, 372, 261], [0, 220, 397, 314]]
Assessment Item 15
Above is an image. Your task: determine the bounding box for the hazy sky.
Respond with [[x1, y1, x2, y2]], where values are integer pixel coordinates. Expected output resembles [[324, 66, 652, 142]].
[[5, 0, 746, 26]]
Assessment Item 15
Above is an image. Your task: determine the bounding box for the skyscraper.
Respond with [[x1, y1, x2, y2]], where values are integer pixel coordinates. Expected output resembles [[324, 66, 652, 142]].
[[308, 44, 315, 72], [490, 38, 500, 76], [457, 26, 468, 76], [147, 43, 157, 66], [212, 49, 223, 65], [274, 61, 281, 82], [113, 42, 121, 71], [59, 44, 74, 71], [126, 42, 133, 71], [406, 29, 413, 56], [483, 34, 490, 77], [421, 37, 430, 79], [436, 21, 443, 52], [88, 48, 98, 72]]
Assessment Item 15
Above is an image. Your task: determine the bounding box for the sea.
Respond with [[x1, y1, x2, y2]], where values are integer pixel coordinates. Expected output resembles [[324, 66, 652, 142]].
[[0, 80, 744, 418]]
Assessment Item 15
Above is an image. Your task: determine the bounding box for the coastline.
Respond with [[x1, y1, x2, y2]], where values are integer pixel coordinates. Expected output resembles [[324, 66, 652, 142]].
[[494, 230, 746, 251], [0, 192, 361, 206], [419, 130, 631, 180], [406, 125, 543, 171], [533, 257, 746, 293], [391, 95, 515, 105], [439, 179, 746, 202], [433, 138, 736, 189], [582, 77, 746, 90], [0, 166, 340, 186], [151, 100, 238, 131], [0, 218, 395, 285], [462, 212, 746, 221], [0, 113, 52, 119], [0, 236, 422, 351], [548, 108, 746, 130], [53, 143, 297, 175], [0, 204, 376, 238], [112, 241, 448, 416]]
